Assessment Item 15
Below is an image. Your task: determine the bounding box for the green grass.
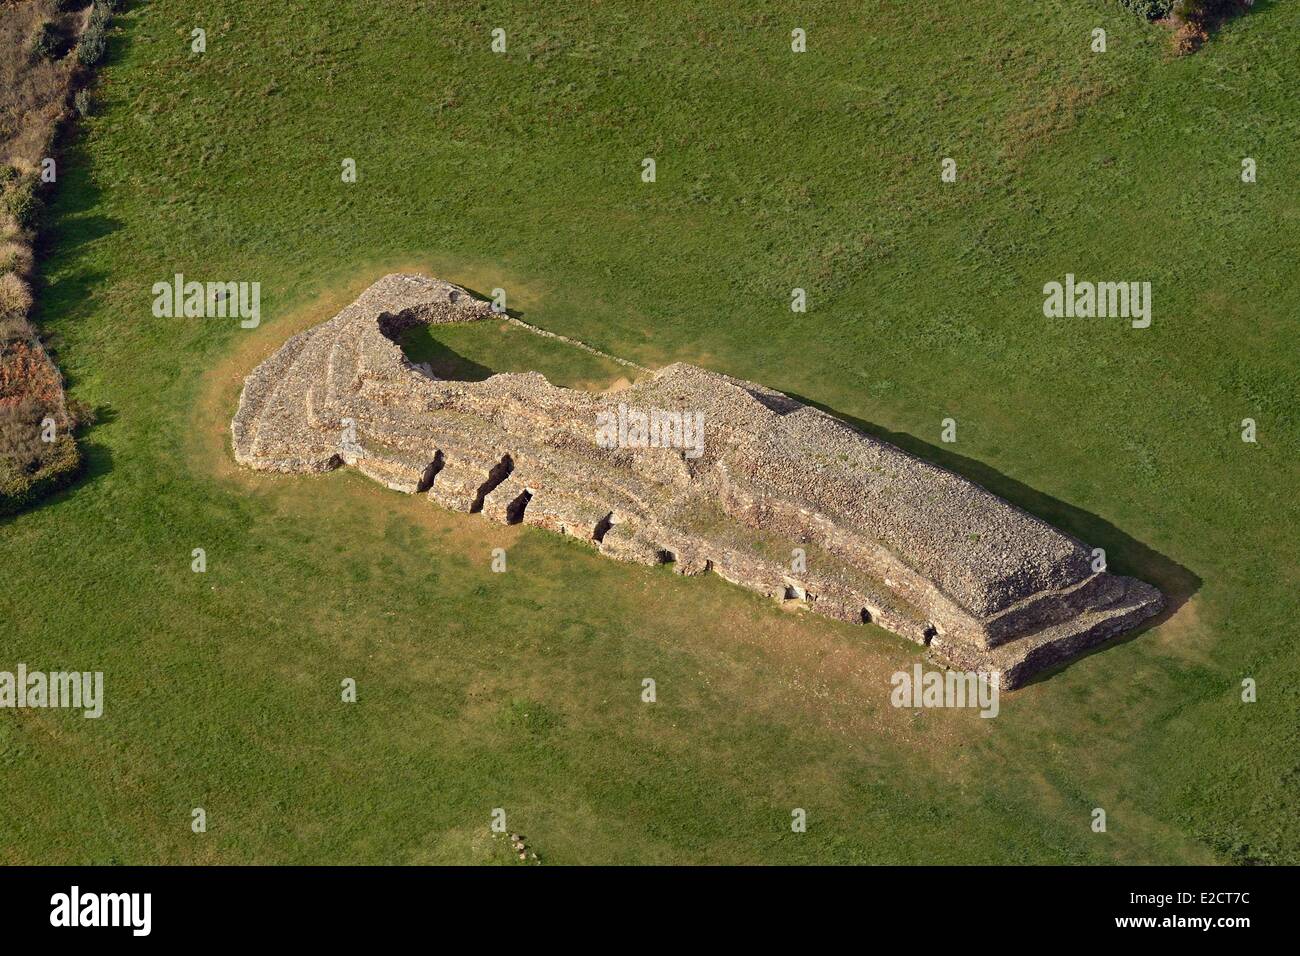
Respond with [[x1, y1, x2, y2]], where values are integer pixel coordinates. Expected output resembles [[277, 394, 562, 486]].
[[1, 0, 1297, 864], [399, 319, 631, 389]]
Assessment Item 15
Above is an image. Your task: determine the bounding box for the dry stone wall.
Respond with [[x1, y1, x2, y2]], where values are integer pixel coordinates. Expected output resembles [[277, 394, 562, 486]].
[[232, 274, 1164, 689]]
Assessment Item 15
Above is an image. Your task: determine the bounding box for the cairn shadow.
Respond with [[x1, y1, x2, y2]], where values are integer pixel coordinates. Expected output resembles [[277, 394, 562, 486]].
[[398, 330, 495, 382], [784, 392, 1201, 684], [453, 283, 527, 322]]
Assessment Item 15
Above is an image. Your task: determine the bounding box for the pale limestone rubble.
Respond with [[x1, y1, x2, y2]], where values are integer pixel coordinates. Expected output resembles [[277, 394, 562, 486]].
[[231, 274, 1163, 689]]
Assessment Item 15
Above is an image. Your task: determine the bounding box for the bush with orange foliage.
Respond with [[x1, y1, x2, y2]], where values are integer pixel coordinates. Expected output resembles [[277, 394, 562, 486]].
[[1170, 0, 1253, 55]]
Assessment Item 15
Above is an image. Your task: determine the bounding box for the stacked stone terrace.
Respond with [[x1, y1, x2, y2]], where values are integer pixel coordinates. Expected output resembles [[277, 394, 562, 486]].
[[231, 274, 1163, 688]]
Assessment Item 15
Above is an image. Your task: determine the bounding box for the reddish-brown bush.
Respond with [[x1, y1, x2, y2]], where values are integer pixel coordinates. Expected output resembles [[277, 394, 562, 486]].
[[1172, 19, 1210, 54]]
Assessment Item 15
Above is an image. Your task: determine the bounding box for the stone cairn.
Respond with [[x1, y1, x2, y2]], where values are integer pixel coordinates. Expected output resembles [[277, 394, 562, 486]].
[[232, 274, 1163, 689]]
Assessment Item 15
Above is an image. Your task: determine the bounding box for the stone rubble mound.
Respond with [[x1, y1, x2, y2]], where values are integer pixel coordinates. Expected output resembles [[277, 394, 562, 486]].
[[232, 274, 1163, 689]]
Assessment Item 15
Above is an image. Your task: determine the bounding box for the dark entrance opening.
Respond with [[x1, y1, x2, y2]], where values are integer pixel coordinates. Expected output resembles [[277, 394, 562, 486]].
[[504, 489, 532, 524], [416, 450, 445, 493], [471, 454, 514, 513]]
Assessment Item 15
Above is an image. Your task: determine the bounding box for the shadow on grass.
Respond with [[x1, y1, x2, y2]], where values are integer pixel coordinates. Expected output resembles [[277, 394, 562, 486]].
[[451, 283, 527, 323], [398, 329, 495, 381], [1203, 0, 1277, 37], [1, 210, 117, 524], [785, 391, 1201, 686]]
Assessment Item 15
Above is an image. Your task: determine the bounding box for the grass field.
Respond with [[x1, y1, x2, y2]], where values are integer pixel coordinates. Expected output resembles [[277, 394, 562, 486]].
[[399, 319, 635, 390], [1, 0, 1297, 864]]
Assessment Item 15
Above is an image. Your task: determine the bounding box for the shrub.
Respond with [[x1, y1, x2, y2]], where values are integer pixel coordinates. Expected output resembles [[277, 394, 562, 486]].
[[66, 397, 96, 430], [0, 340, 66, 418], [79, 3, 115, 67], [0, 397, 81, 515], [77, 28, 106, 67], [1118, 0, 1174, 18], [0, 399, 50, 474], [0, 272, 33, 318], [74, 87, 92, 117], [0, 343, 83, 509], [4, 176, 42, 231], [30, 21, 60, 61], [89, 1, 112, 31], [0, 313, 32, 343], [1172, 18, 1209, 53], [0, 241, 35, 277]]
